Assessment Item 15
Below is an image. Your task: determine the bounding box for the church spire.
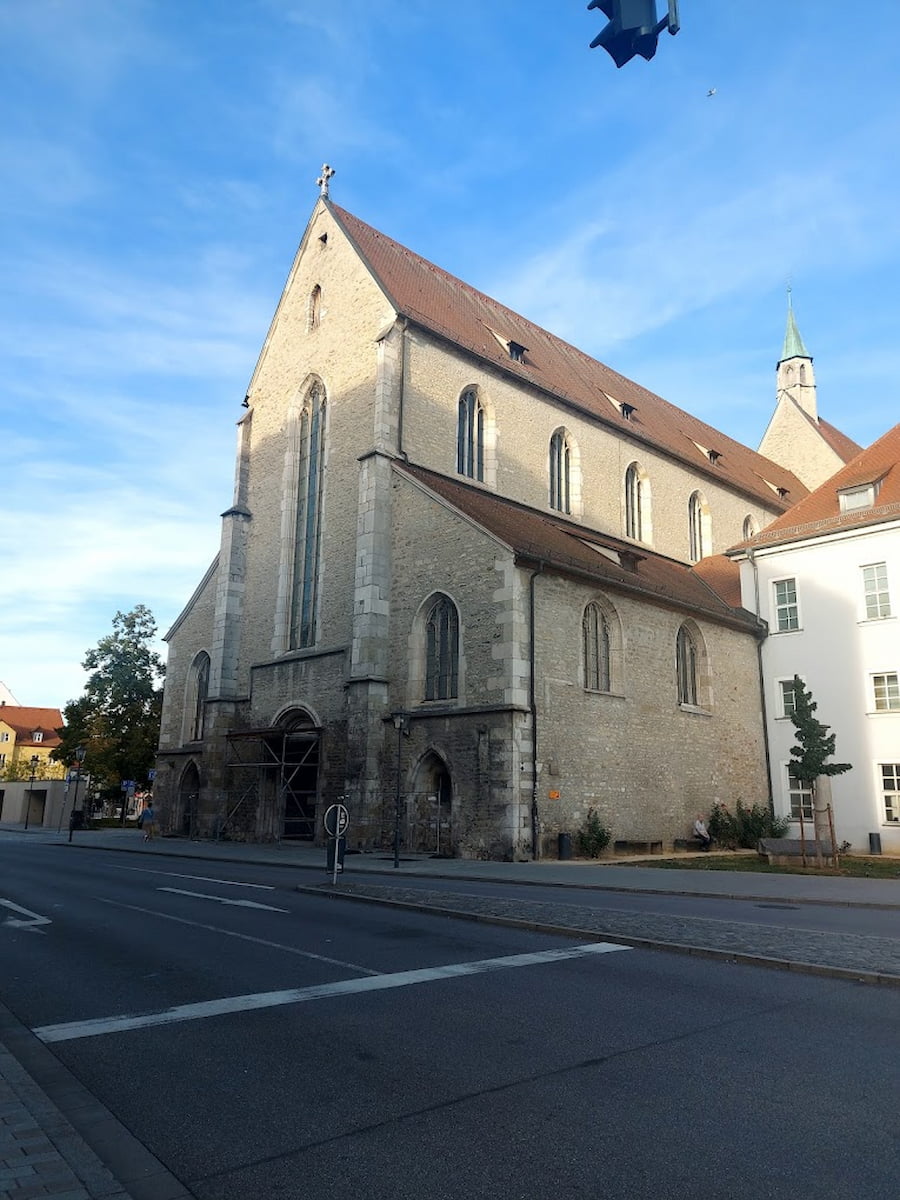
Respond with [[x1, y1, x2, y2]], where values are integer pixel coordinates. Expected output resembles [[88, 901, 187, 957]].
[[779, 289, 809, 362], [775, 289, 817, 420]]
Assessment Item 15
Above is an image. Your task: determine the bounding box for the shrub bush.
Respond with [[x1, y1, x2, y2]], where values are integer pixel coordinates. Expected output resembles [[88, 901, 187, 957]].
[[707, 800, 789, 850], [576, 807, 612, 858]]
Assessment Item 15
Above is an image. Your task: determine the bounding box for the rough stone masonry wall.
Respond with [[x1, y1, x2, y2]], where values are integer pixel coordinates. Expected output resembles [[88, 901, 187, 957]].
[[399, 331, 782, 559], [387, 471, 525, 857], [533, 572, 769, 851]]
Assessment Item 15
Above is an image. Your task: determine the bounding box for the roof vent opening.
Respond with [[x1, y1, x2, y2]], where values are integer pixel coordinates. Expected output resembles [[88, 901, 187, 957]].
[[318, 233, 328, 245], [708, 449, 721, 465], [508, 340, 526, 363]]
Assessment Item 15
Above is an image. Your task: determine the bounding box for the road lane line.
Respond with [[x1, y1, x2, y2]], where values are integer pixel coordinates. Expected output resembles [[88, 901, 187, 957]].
[[111, 865, 275, 890], [158, 886, 289, 912], [93, 898, 382, 975], [33, 942, 630, 1043], [1, 899, 52, 930]]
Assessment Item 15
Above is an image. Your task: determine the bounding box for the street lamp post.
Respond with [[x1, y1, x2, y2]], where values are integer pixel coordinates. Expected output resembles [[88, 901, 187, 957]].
[[59, 746, 86, 837], [391, 713, 409, 869], [24, 755, 40, 830]]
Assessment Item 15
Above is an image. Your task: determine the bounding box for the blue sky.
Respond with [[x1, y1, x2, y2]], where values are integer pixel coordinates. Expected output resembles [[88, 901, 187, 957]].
[[3, 0, 899, 712]]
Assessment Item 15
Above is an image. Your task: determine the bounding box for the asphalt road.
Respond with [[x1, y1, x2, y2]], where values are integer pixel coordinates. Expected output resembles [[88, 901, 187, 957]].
[[2, 841, 899, 1199]]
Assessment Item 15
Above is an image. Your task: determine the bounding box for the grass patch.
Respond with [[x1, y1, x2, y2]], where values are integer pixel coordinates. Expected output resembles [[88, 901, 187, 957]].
[[626, 854, 900, 879]]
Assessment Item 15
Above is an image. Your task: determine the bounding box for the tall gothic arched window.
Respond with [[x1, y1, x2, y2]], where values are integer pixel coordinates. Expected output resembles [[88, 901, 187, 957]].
[[583, 603, 611, 693], [676, 625, 698, 707], [688, 492, 710, 563], [457, 389, 484, 481], [189, 651, 210, 742], [425, 595, 459, 701], [549, 430, 571, 513], [290, 386, 326, 649]]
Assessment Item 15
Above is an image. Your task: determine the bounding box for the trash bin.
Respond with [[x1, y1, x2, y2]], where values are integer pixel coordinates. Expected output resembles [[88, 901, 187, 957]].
[[558, 832, 572, 860], [69, 809, 85, 831], [869, 832, 882, 855]]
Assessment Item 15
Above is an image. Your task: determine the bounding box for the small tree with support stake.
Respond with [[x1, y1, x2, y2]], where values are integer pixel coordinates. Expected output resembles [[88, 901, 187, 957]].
[[788, 676, 851, 866]]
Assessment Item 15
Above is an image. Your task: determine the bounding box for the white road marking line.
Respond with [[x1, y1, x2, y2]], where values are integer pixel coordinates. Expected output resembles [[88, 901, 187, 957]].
[[158, 886, 288, 912], [1, 899, 52, 930], [33, 942, 630, 1044], [94, 898, 381, 975], [111, 865, 275, 890]]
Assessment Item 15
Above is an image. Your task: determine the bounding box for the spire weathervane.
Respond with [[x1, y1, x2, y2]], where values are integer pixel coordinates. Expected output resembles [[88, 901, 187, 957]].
[[317, 163, 335, 197]]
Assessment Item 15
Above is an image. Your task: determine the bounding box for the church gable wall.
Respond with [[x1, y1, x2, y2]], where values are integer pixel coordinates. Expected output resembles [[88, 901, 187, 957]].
[[159, 565, 219, 751], [533, 574, 768, 848], [399, 330, 781, 561], [229, 205, 398, 684], [758, 400, 845, 491]]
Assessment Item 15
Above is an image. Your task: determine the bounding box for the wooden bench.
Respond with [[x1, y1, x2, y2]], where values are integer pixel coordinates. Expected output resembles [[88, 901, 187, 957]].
[[614, 839, 663, 855]]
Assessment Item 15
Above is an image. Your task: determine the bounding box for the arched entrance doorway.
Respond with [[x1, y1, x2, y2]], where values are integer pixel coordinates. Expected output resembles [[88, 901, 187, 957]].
[[410, 753, 454, 855], [178, 762, 200, 837], [277, 710, 320, 840]]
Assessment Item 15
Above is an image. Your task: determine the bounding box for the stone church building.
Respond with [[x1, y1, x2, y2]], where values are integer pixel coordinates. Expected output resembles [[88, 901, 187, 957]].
[[154, 178, 852, 859]]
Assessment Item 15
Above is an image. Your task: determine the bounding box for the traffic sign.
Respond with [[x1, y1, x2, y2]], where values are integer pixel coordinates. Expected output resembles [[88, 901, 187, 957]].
[[323, 803, 349, 838]]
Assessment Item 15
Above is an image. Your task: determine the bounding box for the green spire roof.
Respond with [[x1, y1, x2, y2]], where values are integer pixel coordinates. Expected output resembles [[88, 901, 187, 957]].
[[780, 291, 810, 361]]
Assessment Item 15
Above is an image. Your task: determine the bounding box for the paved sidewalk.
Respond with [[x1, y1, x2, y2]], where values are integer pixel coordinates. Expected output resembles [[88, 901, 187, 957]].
[[5, 822, 899, 907]]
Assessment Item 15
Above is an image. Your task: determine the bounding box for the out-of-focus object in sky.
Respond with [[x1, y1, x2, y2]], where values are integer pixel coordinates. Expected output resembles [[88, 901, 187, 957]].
[[588, 0, 680, 68], [707, 87, 717, 97]]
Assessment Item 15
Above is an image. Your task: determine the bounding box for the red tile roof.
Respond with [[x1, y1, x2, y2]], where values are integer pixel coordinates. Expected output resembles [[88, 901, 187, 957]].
[[0, 705, 63, 746], [731, 423, 900, 552], [329, 203, 807, 513], [397, 463, 761, 633]]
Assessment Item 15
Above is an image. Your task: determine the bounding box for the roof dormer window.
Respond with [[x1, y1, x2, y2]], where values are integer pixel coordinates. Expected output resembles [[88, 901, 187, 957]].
[[708, 449, 721, 465], [32, 730, 43, 743], [839, 480, 881, 513], [508, 340, 526, 363]]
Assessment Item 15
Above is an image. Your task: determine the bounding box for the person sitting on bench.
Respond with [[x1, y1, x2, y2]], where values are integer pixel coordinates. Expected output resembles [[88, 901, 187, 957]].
[[693, 815, 713, 851]]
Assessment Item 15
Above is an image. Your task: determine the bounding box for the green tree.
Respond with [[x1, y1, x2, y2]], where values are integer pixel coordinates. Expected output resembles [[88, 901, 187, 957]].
[[52, 606, 165, 796], [789, 675, 851, 859]]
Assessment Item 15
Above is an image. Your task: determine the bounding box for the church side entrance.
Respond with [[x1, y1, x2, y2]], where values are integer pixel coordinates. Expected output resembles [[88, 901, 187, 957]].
[[409, 753, 454, 856]]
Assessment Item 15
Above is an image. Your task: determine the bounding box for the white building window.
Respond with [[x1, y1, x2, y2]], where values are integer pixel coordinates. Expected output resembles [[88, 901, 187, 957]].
[[873, 673, 900, 712], [787, 770, 813, 821], [882, 764, 900, 823], [32, 731, 43, 743], [773, 578, 799, 632], [778, 678, 800, 719], [0, 753, 5, 767], [0, 732, 8, 742], [862, 563, 891, 620]]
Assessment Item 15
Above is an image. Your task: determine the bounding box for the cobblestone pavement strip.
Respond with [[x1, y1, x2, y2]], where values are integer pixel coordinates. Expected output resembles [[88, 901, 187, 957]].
[[0, 1044, 132, 1200], [303, 882, 900, 986]]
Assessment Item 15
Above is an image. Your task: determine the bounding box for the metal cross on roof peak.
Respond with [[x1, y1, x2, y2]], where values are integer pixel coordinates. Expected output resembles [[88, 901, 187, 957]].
[[317, 164, 335, 197]]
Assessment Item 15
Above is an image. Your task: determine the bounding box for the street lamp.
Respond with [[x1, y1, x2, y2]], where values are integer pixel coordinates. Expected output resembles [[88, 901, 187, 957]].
[[391, 712, 409, 869], [58, 746, 86, 836], [24, 755, 39, 830]]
